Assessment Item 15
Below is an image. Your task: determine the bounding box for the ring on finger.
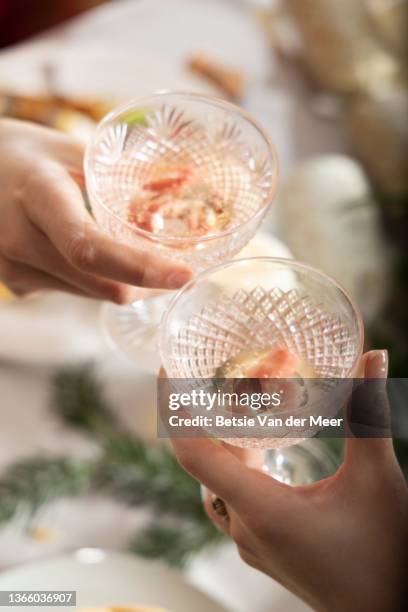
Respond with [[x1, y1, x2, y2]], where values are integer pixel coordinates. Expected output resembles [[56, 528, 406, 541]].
[[211, 494, 229, 521]]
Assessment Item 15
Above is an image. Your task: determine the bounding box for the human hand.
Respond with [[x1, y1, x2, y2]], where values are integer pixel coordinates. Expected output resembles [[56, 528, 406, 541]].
[[163, 351, 408, 612], [0, 119, 191, 301]]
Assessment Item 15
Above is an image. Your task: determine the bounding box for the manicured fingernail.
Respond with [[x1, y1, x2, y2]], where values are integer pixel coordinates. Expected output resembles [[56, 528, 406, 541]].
[[200, 484, 209, 503], [166, 269, 192, 289], [365, 350, 388, 379]]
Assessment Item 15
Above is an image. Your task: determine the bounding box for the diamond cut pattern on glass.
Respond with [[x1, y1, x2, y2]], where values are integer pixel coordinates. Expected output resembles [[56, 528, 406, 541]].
[[89, 102, 274, 269], [168, 287, 358, 378]]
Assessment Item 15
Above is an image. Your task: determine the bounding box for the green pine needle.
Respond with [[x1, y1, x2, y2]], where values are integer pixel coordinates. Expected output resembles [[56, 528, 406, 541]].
[[0, 366, 225, 566], [129, 519, 225, 568], [0, 457, 95, 524], [99, 433, 205, 519], [52, 366, 118, 438]]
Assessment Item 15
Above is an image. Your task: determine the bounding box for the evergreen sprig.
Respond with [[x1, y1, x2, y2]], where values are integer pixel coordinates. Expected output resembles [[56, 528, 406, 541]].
[[52, 365, 117, 436], [129, 519, 225, 568], [97, 432, 204, 520], [0, 457, 95, 523], [0, 366, 224, 567]]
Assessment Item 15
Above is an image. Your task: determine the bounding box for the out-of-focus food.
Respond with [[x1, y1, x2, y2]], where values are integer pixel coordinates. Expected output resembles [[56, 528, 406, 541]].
[[0, 91, 112, 121], [52, 108, 95, 142], [219, 346, 300, 380], [53, 95, 113, 122], [187, 53, 244, 100], [0, 283, 13, 301], [128, 163, 231, 237], [27, 525, 59, 542], [0, 92, 114, 140]]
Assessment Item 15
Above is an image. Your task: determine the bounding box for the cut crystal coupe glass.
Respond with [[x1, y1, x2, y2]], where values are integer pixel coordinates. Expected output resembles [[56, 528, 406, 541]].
[[84, 93, 278, 362], [159, 257, 364, 485]]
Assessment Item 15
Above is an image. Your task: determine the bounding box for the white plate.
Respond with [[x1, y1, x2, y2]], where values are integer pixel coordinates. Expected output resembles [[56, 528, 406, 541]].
[[0, 549, 228, 612]]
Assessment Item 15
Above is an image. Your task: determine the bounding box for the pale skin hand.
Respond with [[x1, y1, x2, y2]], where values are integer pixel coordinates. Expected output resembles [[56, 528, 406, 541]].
[[162, 350, 408, 612], [0, 119, 191, 301]]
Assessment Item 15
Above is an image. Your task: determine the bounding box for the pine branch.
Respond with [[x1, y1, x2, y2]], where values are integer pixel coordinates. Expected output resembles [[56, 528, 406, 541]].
[[129, 519, 225, 568], [0, 367, 227, 566], [52, 366, 118, 438], [0, 457, 95, 523], [52, 367, 207, 518], [99, 433, 204, 519]]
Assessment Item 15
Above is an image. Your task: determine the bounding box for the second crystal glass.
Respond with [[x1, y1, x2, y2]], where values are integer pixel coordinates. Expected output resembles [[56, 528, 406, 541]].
[[159, 257, 364, 484], [84, 92, 279, 360]]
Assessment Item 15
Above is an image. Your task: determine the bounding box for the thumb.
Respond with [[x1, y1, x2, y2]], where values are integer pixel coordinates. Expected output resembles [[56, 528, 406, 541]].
[[344, 350, 394, 468]]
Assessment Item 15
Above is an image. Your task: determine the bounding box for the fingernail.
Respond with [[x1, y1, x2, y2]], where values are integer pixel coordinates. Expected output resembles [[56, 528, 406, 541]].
[[200, 484, 208, 503], [365, 350, 388, 379], [166, 269, 192, 289]]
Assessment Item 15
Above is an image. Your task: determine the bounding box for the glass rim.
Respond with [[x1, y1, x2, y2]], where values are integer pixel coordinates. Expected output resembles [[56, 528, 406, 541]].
[[159, 256, 365, 378], [84, 91, 279, 245]]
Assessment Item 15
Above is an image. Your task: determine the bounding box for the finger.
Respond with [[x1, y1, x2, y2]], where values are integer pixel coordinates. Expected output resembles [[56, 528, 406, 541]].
[[172, 435, 291, 516], [222, 442, 266, 471], [201, 485, 232, 536], [21, 120, 86, 174], [48, 133, 84, 172], [344, 350, 395, 469], [158, 366, 291, 512], [22, 161, 192, 289], [236, 547, 260, 571], [346, 351, 391, 437], [0, 259, 94, 298], [13, 222, 141, 304], [202, 485, 255, 552], [44, 133, 85, 188], [202, 485, 261, 571]]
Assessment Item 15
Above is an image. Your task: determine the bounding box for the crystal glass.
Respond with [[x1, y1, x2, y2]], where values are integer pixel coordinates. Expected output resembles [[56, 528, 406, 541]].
[[159, 257, 364, 484], [84, 93, 278, 361]]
